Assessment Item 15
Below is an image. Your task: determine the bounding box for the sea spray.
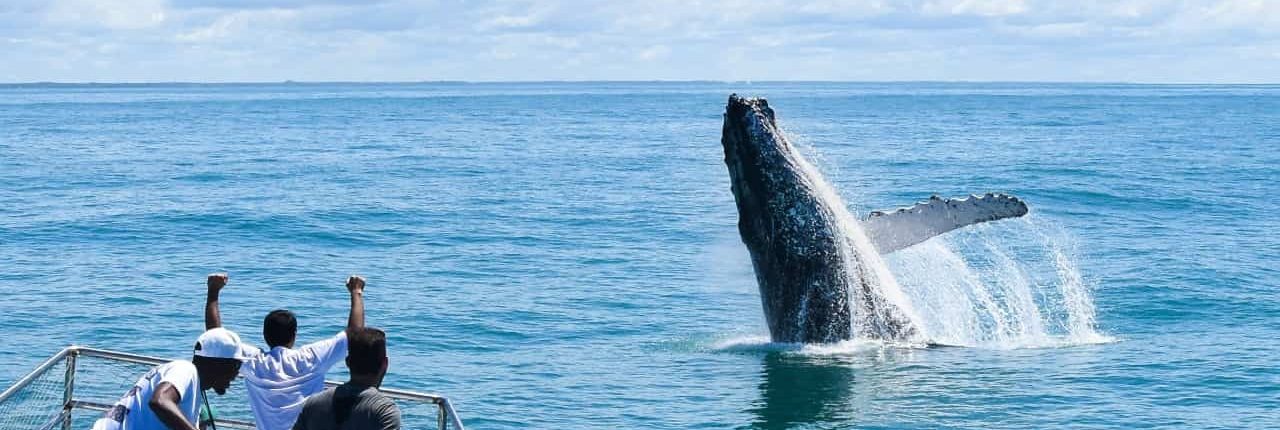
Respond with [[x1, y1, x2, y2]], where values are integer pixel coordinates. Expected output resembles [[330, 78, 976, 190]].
[[885, 218, 1110, 348], [781, 128, 1105, 349], [1046, 225, 1107, 344], [782, 136, 927, 343]]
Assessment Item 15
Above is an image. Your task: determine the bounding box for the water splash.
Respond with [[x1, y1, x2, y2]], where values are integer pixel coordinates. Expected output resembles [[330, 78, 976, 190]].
[[783, 129, 926, 343], [885, 218, 1113, 348], [783, 133, 1107, 349]]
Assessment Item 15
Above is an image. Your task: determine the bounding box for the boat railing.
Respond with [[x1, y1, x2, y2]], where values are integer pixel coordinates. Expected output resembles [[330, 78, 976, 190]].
[[0, 346, 464, 430]]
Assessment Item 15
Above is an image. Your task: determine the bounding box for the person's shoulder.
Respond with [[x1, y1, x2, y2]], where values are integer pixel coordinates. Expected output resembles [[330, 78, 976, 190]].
[[303, 386, 337, 405], [236, 345, 272, 374], [157, 360, 200, 391], [301, 331, 347, 351], [369, 389, 401, 423], [289, 332, 348, 367], [296, 386, 333, 416], [239, 343, 264, 357], [294, 387, 334, 428], [164, 359, 197, 374], [366, 389, 400, 410]]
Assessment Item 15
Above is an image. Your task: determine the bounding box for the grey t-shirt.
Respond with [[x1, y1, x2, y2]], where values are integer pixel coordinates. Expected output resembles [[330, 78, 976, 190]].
[[292, 383, 401, 430]]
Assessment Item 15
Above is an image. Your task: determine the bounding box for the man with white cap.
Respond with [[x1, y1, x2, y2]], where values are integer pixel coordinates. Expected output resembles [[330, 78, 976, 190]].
[[204, 273, 365, 430], [90, 328, 249, 430]]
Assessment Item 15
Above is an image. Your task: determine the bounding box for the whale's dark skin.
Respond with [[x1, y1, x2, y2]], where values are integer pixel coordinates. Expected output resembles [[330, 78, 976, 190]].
[[721, 94, 1030, 344], [722, 94, 918, 343]]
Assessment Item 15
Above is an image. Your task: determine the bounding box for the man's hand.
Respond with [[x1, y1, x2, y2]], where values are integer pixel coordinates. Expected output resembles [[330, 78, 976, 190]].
[[207, 273, 228, 293], [346, 275, 365, 294], [206, 273, 228, 330], [346, 275, 366, 334]]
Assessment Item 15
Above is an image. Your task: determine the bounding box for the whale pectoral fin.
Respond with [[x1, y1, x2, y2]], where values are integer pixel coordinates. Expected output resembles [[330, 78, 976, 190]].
[[862, 193, 1029, 254]]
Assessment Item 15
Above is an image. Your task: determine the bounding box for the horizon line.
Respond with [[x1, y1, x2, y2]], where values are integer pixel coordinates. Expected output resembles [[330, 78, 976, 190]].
[[1, 79, 1277, 86]]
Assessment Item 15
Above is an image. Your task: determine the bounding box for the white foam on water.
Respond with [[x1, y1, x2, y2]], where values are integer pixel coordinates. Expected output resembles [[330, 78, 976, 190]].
[[709, 335, 787, 352], [709, 335, 909, 356]]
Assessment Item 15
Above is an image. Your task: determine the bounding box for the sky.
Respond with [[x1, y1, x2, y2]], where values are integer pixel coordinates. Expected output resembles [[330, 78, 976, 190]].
[[1, 0, 1277, 83]]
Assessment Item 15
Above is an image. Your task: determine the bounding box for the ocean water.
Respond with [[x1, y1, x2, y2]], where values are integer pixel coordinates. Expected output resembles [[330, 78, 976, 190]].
[[1, 82, 1277, 429]]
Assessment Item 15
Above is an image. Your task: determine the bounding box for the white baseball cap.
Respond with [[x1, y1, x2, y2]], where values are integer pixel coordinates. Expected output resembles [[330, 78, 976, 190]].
[[193, 328, 254, 361]]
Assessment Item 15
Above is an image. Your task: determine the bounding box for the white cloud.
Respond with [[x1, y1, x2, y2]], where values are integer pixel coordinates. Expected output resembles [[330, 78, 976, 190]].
[[795, 0, 895, 17], [637, 45, 670, 61], [0, 0, 1275, 82], [176, 9, 299, 42], [1196, 0, 1280, 32], [928, 0, 1028, 17], [41, 0, 168, 30]]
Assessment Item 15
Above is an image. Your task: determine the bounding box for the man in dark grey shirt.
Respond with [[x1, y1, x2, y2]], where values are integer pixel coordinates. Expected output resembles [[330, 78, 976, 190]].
[[293, 327, 401, 430]]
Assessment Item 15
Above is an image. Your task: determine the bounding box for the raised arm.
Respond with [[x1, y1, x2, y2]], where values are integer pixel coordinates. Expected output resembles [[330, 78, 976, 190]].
[[149, 383, 200, 430], [346, 275, 366, 335], [205, 273, 228, 330]]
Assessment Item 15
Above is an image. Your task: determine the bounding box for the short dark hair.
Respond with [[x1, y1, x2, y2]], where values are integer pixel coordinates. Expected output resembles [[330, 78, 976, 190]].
[[346, 327, 387, 376], [263, 309, 297, 348]]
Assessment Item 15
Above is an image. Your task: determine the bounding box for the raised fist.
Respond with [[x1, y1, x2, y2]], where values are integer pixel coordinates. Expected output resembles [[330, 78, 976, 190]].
[[207, 273, 228, 292], [346, 275, 365, 293]]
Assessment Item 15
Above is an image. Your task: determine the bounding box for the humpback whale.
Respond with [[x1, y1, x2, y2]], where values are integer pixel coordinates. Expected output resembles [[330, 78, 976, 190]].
[[721, 94, 1029, 344]]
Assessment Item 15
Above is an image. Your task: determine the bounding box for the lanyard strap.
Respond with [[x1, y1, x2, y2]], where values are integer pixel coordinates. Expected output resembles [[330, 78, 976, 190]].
[[201, 390, 218, 430]]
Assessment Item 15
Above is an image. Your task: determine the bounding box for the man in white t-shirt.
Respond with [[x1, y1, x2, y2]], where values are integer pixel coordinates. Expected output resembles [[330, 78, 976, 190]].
[[204, 273, 366, 430], [91, 328, 250, 430]]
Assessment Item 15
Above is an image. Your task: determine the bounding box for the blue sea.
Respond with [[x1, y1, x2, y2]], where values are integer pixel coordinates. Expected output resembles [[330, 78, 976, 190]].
[[1, 82, 1277, 429]]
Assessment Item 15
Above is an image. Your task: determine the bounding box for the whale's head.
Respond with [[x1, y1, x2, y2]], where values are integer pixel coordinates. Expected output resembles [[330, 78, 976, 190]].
[[721, 94, 802, 236], [727, 95, 783, 223]]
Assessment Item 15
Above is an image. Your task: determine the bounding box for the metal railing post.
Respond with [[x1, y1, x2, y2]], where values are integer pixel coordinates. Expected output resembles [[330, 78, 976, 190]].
[[438, 404, 447, 430], [61, 348, 78, 430], [439, 398, 464, 430]]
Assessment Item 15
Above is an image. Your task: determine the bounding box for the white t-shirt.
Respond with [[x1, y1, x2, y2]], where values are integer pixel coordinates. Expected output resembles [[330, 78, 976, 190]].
[[91, 361, 202, 430], [240, 331, 348, 430]]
